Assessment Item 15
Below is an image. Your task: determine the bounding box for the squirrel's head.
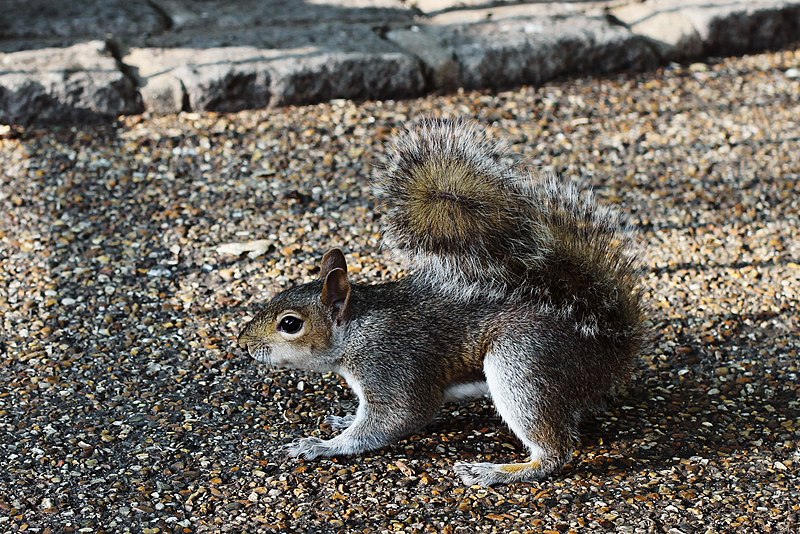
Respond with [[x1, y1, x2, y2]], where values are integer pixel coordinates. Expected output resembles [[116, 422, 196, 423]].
[[237, 248, 352, 370]]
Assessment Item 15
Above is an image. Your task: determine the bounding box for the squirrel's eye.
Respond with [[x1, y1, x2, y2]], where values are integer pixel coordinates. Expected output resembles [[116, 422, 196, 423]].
[[277, 315, 304, 335]]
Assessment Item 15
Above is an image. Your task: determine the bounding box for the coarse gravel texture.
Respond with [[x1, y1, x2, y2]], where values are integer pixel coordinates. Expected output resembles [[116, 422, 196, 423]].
[[1, 44, 799, 533]]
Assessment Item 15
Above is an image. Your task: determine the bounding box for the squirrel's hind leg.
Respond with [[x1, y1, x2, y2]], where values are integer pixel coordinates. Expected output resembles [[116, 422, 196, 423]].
[[454, 338, 577, 486]]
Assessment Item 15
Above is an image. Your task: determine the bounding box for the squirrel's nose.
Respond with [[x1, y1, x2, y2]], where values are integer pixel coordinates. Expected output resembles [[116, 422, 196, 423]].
[[237, 331, 265, 359]]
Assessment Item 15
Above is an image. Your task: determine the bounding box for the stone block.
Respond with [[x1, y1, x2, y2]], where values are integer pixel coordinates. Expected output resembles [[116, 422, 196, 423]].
[[125, 46, 272, 113], [0, 41, 142, 125], [686, 1, 800, 55], [612, 0, 800, 60], [123, 25, 425, 113], [268, 51, 423, 106], [420, 15, 658, 90]]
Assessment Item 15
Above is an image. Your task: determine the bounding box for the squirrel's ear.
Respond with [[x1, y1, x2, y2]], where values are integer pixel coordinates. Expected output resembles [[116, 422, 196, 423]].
[[321, 267, 351, 324], [319, 248, 347, 280]]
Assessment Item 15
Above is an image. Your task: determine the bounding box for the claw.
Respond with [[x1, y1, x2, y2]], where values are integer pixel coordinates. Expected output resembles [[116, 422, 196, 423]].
[[285, 437, 324, 459]]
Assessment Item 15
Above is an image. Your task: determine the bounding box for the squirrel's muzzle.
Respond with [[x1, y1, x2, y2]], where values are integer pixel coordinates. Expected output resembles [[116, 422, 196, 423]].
[[236, 317, 260, 350], [237, 327, 272, 363], [237, 328, 255, 353]]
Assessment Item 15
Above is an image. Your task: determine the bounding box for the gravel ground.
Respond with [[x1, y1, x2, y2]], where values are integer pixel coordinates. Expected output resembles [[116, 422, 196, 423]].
[[1, 44, 798, 533]]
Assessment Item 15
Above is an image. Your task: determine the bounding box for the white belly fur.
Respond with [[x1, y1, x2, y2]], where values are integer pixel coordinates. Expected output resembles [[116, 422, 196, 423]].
[[443, 381, 489, 403]]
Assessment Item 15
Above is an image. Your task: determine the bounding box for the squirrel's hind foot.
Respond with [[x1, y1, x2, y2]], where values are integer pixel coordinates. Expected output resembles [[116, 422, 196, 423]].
[[454, 458, 557, 486]]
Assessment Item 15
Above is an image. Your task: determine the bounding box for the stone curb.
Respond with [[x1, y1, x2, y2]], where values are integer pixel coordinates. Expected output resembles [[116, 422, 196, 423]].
[[1, 0, 799, 125]]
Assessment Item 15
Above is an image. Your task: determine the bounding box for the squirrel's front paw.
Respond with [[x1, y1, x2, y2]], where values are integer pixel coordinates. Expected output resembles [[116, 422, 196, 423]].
[[285, 437, 327, 460], [324, 414, 356, 430]]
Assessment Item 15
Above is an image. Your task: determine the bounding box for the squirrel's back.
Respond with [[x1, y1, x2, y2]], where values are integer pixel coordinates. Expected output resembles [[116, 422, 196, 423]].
[[374, 118, 646, 347]]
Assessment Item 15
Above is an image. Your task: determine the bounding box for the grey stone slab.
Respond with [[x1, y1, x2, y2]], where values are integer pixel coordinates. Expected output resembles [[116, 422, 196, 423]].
[[688, 1, 800, 56], [413, 15, 658, 90], [0, 41, 143, 125], [151, 0, 415, 31], [612, 0, 800, 60], [0, 0, 166, 51], [123, 25, 425, 113], [126, 47, 273, 113], [268, 50, 423, 106]]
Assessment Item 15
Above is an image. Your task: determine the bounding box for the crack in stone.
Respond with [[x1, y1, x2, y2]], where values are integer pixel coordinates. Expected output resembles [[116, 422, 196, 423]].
[[145, 0, 175, 33], [104, 38, 146, 113]]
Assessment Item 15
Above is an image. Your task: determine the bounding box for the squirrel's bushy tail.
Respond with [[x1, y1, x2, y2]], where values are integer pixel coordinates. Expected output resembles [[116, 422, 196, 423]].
[[374, 118, 551, 298], [375, 119, 644, 332]]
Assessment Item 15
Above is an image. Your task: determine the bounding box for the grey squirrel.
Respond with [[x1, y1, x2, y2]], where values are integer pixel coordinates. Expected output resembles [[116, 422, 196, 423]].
[[237, 118, 647, 486]]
